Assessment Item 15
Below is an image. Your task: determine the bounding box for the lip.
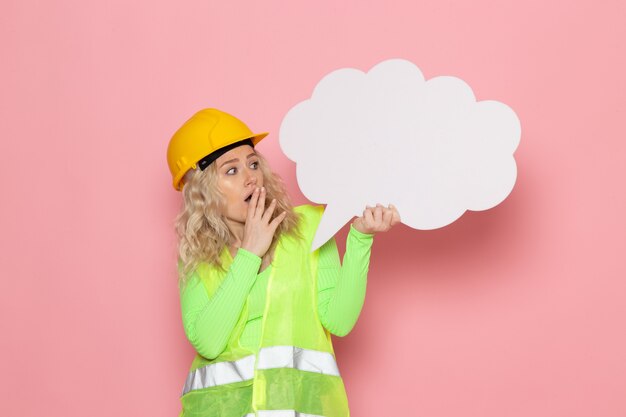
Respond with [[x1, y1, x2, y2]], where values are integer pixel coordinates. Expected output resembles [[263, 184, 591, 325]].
[[243, 188, 255, 202]]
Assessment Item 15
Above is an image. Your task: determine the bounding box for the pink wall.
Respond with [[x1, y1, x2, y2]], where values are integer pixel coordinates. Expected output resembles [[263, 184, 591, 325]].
[[1, 1, 625, 416]]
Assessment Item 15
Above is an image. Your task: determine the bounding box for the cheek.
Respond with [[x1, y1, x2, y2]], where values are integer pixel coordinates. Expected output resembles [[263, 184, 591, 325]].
[[255, 171, 265, 185], [217, 179, 235, 197], [217, 181, 244, 212]]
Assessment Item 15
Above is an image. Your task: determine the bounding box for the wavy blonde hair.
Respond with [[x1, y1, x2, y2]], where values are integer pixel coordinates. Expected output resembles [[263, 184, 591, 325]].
[[174, 149, 303, 287]]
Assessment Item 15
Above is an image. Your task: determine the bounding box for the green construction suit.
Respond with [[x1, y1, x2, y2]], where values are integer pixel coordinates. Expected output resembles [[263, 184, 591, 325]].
[[179, 204, 373, 416]]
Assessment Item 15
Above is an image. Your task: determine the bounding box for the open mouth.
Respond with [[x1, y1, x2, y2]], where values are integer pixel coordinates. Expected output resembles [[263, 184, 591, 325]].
[[243, 189, 255, 203]]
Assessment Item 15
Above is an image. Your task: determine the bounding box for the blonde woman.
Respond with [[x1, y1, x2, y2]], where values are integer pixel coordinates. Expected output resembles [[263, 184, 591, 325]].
[[168, 108, 400, 417]]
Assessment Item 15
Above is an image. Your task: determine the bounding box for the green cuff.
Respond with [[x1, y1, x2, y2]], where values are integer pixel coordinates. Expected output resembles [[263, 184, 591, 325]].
[[349, 224, 374, 240], [235, 248, 263, 266]]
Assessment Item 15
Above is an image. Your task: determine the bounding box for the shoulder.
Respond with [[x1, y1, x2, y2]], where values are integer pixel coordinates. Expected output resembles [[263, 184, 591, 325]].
[[179, 251, 230, 297], [293, 204, 325, 228], [293, 203, 324, 218], [290, 204, 325, 243]]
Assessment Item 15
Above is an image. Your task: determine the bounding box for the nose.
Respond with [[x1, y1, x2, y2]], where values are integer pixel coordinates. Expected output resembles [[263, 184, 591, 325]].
[[245, 171, 258, 187]]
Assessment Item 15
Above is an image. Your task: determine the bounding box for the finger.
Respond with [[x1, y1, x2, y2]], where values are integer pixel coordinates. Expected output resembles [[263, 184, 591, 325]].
[[385, 204, 398, 227], [263, 198, 277, 223], [255, 186, 266, 218], [389, 204, 401, 225], [382, 207, 393, 229], [247, 187, 260, 220], [364, 206, 374, 227], [374, 204, 383, 225], [269, 210, 287, 230]]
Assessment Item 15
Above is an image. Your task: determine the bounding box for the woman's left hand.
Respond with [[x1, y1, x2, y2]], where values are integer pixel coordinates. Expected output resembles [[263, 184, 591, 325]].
[[352, 204, 401, 235]]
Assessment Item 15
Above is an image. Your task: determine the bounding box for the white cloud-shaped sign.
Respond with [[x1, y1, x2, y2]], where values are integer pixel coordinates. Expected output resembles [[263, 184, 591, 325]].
[[279, 58, 521, 251]]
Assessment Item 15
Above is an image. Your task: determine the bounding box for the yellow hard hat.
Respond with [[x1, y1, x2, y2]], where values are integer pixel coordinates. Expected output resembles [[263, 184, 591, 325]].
[[167, 108, 268, 191]]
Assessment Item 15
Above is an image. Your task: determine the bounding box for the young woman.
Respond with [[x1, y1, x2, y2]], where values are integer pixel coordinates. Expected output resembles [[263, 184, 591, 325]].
[[167, 108, 400, 417]]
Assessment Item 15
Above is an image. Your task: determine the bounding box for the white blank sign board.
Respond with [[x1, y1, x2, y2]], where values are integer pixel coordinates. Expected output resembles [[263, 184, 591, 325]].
[[279, 59, 521, 251]]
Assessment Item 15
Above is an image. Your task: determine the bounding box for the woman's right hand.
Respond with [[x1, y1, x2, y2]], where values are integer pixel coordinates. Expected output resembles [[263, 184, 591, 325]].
[[240, 186, 287, 258]]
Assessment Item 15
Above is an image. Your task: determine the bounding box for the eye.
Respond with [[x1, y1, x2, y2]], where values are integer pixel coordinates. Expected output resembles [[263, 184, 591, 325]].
[[226, 167, 236, 175], [250, 161, 259, 169]]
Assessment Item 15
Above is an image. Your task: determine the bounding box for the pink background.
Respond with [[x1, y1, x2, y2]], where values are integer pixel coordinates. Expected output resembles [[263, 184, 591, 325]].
[[1, 1, 625, 416]]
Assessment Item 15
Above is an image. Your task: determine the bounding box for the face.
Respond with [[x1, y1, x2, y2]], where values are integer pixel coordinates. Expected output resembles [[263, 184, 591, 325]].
[[214, 144, 264, 224]]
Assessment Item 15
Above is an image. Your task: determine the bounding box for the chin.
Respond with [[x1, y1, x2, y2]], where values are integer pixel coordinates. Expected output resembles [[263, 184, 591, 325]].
[[223, 209, 246, 225]]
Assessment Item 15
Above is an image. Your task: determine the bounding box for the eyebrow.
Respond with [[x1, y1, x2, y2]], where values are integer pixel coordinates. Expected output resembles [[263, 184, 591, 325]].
[[219, 153, 257, 168]]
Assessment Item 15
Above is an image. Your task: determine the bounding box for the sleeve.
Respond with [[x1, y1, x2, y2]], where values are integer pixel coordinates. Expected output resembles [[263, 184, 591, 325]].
[[179, 248, 262, 359], [317, 224, 374, 337]]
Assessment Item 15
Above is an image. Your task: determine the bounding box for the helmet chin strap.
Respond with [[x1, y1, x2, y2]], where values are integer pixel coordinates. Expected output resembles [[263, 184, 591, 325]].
[[198, 138, 255, 171]]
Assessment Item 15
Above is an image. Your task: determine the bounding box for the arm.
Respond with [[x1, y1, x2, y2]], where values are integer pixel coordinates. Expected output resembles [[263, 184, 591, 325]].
[[179, 248, 261, 359], [317, 224, 374, 336]]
